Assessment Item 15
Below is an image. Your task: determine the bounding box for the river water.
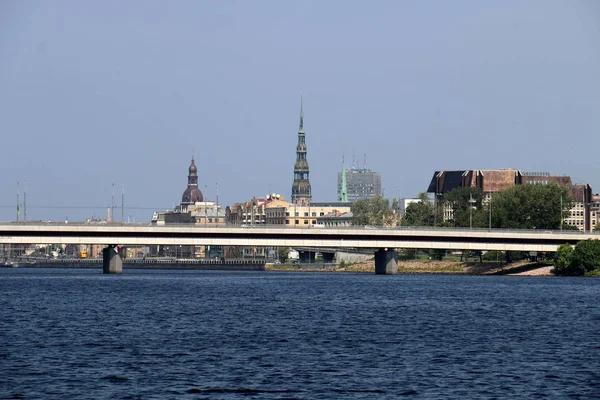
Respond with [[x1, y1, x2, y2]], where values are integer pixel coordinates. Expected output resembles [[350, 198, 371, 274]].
[[1, 268, 599, 399]]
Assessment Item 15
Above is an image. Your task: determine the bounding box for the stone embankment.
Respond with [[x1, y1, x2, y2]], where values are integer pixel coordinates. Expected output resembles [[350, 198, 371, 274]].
[[334, 260, 555, 276]]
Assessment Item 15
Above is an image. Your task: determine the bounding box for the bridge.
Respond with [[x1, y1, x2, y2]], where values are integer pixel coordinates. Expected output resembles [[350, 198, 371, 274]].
[[1, 222, 598, 274]]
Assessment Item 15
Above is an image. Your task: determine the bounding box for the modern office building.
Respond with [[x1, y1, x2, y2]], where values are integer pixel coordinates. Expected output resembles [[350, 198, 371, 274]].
[[337, 159, 382, 202]]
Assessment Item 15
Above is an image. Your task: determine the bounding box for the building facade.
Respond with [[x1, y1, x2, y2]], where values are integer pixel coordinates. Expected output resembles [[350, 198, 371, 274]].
[[427, 169, 598, 231], [265, 202, 352, 227]]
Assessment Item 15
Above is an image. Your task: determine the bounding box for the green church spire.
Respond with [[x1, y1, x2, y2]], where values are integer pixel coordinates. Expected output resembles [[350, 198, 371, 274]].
[[339, 157, 348, 203]]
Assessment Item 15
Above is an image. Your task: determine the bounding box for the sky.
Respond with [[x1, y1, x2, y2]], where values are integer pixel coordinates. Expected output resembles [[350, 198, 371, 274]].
[[1, 0, 599, 223]]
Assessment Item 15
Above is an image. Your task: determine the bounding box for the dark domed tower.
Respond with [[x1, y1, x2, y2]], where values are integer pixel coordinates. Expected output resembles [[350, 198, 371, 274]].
[[181, 157, 204, 205], [291, 96, 312, 205]]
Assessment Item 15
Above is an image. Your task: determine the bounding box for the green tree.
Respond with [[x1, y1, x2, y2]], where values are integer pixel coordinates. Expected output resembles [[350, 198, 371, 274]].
[[278, 247, 290, 263], [553, 244, 575, 275], [404, 193, 436, 226], [491, 183, 571, 230], [594, 224, 600, 232], [571, 239, 600, 275], [443, 187, 485, 228], [352, 196, 396, 226], [428, 249, 445, 260]]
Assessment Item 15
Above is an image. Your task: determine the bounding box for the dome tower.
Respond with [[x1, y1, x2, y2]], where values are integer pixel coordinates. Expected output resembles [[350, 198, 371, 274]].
[[181, 157, 204, 205]]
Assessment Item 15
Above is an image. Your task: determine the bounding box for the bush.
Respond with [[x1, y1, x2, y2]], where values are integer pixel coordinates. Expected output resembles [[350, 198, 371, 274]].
[[572, 240, 600, 275], [553, 240, 600, 276], [553, 244, 575, 275]]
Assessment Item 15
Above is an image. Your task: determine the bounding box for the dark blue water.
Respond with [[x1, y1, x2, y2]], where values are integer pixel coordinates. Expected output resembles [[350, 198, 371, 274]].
[[1, 269, 599, 399]]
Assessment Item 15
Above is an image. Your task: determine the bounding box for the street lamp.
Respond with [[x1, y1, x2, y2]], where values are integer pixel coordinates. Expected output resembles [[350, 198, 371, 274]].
[[205, 184, 208, 227], [398, 187, 401, 227], [469, 191, 474, 229], [488, 194, 492, 231]]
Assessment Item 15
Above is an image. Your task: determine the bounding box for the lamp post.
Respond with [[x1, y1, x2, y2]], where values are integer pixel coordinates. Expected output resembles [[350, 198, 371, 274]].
[[121, 183, 125, 223], [398, 187, 401, 227], [16, 181, 19, 222], [560, 195, 563, 230], [216, 182, 219, 227], [205, 184, 208, 227], [488, 194, 492, 231], [469, 191, 474, 230]]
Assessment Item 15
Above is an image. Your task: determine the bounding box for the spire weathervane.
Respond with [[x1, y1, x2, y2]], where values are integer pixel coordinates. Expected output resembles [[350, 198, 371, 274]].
[[299, 92, 304, 133]]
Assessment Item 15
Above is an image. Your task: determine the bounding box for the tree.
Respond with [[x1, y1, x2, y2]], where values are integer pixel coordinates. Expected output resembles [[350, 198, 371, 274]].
[[443, 187, 485, 228], [594, 224, 600, 232], [491, 183, 571, 230], [553, 244, 575, 275], [571, 239, 600, 275], [352, 196, 396, 226], [428, 249, 445, 260], [404, 193, 436, 226], [278, 247, 290, 263]]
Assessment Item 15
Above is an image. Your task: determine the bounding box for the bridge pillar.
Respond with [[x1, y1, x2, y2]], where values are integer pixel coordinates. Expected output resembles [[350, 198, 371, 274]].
[[322, 252, 335, 263], [102, 245, 122, 274], [299, 251, 316, 263], [374, 248, 397, 275]]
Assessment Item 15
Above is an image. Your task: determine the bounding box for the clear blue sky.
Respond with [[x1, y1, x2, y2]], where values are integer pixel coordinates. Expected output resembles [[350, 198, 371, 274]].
[[1, 1, 599, 222]]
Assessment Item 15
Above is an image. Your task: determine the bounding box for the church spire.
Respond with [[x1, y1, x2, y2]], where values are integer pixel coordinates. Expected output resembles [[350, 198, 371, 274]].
[[291, 94, 311, 205]]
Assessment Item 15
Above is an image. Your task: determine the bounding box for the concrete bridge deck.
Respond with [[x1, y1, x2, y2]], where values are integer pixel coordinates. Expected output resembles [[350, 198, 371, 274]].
[[1, 222, 598, 252]]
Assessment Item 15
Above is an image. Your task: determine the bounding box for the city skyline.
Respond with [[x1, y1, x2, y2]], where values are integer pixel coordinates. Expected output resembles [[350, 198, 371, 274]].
[[1, 1, 599, 222]]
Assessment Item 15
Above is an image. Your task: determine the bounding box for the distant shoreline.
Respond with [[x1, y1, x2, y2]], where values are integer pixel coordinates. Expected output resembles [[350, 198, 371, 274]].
[[3, 260, 556, 276]]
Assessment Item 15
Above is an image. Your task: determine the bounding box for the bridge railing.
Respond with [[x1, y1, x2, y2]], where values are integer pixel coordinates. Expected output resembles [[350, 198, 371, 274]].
[[0, 221, 598, 236]]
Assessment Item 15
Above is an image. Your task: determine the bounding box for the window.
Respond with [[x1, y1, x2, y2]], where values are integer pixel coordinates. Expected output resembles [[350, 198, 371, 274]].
[[295, 220, 299, 225], [312, 212, 316, 217], [304, 212, 309, 217], [286, 220, 290, 224], [304, 220, 308, 224]]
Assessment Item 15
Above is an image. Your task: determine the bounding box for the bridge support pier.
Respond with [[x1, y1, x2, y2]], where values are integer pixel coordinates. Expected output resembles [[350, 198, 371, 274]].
[[322, 252, 335, 263], [103, 245, 122, 274], [374, 248, 397, 275], [299, 251, 316, 263]]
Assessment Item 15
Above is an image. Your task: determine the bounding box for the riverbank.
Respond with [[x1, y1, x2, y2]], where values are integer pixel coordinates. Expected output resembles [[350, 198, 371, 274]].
[[268, 260, 556, 276]]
